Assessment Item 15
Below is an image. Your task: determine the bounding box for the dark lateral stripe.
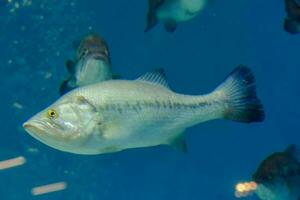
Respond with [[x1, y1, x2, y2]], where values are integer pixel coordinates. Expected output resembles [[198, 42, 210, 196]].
[[100, 100, 210, 113]]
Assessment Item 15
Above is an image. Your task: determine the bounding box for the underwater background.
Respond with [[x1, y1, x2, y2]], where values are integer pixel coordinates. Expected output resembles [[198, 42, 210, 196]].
[[0, 0, 299, 199]]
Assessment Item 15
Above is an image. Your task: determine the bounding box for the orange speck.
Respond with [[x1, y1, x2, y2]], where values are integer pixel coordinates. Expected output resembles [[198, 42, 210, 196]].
[[244, 183, 251, 191], [249, 181, 257, 190]]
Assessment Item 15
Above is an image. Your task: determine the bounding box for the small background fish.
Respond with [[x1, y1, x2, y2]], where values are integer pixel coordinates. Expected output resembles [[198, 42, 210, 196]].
[[145, 0, 208, 32], [284, 0, 300, 34], [60, 33, 115, 95], [252, 145, 300, 200]]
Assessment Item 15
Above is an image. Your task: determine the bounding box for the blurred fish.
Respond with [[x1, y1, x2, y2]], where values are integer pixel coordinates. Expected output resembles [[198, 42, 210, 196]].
[[145, 0, 208, 32], [284, 0, 300, 34], [23, 66, 264, 155], [60, 34, 114, 95], [252, 145, 300, 200]]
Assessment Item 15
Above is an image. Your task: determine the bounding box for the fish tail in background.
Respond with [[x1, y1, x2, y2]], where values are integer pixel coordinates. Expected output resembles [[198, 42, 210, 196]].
[[284, 0, 300, 34], [145, 0, 161, 32], [285, 0, 300, 16], [214, 65, 265, 123]]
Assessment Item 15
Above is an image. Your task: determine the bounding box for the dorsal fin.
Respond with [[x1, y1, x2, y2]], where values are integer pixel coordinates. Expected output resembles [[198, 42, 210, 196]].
[[285, 144, 300, 161], [136, 68, 170, 88]]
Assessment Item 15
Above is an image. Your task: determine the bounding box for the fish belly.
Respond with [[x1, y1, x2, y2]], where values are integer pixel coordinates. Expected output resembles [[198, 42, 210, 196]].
[[157, 0, 206, 22]]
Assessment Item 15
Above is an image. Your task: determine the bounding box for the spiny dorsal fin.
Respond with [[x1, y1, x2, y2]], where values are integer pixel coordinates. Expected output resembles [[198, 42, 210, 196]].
[[136, 68, 170, 88]]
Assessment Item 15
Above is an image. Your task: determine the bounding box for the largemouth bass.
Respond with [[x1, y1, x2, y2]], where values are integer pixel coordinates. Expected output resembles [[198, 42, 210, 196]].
[[24, 66, 264, 155]]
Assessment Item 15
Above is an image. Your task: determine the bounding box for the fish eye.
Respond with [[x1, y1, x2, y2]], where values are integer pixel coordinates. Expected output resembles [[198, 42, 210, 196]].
[[83, 49, 89, 55], [47, 109, 58, 119]]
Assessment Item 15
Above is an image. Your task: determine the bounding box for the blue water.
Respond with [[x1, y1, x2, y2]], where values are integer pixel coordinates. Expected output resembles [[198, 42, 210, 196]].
[[0, 0, 299, 199]]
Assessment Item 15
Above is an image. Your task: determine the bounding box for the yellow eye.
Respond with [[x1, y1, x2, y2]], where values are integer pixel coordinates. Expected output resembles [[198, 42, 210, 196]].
[[47, 109, 58, 119]]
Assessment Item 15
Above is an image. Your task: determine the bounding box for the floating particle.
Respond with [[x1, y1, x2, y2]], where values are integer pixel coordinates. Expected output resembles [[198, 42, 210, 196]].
[[44, 72, 52, 79], [14, 2, 19, 9], [13, 102, 23, 110], [0, 156, 26, 170], [27, 147, 39, 153], [234, 181, 257, 198], [55, 51, 60, 56], [23, 0, 32, 6], [31, 182, 67, 196]]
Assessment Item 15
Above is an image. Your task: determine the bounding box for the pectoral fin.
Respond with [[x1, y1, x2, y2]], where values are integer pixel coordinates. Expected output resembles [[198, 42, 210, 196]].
[[112, 73, 122, 79], [145, 0, 164, 32], [168, 131, 187, 153], [59, 78, 73, 95], [164, 20, 177, 32], [75, 95, 97, 112], [66, 59, 76, 74]]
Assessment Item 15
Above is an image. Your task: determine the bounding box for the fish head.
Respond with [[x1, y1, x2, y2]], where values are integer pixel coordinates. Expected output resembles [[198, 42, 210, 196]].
[[253, 153, 292, 183], [23, 95, 100, 154], [74, 34, 112, 85], [253, 149, 300, 199], [77, 34, 110, 64]]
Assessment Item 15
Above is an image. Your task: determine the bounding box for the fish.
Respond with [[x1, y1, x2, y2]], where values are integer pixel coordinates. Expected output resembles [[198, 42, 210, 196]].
[[252, 145, 300, 200], [284, 0, 300, 34], [145, 0, 208, 32], [23, 65, 264, 155], [60, 33, 114, 95]]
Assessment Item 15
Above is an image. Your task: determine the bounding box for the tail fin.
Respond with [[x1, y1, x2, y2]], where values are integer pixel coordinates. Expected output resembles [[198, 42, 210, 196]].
[[215, 65, 265, 123], [284, 0, 300, 34], [285, 0, 300, 18]]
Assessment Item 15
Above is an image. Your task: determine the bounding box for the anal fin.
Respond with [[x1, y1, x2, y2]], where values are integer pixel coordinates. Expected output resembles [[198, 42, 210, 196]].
[[168, 131, 187, 153], [112, 73, 122, 79], [164, 20, 177, 32]]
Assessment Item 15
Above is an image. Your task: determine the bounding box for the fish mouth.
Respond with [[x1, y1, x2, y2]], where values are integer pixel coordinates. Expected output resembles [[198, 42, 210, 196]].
[[89, 52, 108, 61], [23, 120, 50, 136]]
